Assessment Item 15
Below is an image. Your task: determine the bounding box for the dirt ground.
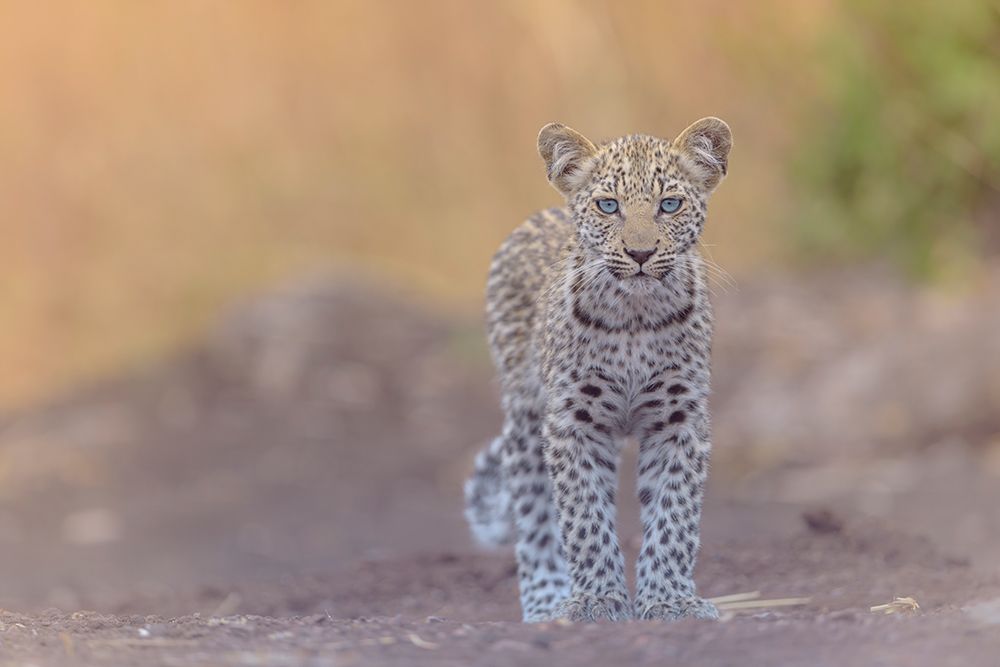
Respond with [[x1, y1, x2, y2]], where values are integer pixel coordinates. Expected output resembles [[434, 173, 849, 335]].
[[1, 272, 1000, 666]]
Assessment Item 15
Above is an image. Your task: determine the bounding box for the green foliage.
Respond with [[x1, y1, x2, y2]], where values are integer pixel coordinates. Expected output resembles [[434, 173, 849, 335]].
[[791, 0, 1000, 278]]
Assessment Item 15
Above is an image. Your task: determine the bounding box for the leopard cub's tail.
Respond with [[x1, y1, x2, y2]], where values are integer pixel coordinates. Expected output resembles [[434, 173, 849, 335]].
[[464, 436, 515, 547]]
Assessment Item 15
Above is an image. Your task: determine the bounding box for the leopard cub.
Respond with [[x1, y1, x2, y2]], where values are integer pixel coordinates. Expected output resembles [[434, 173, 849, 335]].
[[464, 118, 732, 622]]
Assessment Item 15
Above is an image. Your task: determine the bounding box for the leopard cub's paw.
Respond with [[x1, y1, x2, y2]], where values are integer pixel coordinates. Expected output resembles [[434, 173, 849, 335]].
[[637, 596, 720, 621], [557, 593, 633, 622]]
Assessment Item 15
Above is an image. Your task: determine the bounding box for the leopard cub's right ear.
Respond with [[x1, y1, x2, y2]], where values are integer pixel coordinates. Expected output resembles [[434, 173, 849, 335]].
[[537, 123, 598, 198]]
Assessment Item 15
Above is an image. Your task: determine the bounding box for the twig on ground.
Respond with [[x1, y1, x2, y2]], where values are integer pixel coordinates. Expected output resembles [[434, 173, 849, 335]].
[[717, 597, 812, 611], [709, 591, 811, 612], [708, 591, 761, 605], [870, 597, 920, 615]]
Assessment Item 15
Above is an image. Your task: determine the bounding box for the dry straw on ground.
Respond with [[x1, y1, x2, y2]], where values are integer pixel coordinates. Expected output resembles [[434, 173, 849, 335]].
[[870, 597, 921, 615], [709, 591, 812, 613]]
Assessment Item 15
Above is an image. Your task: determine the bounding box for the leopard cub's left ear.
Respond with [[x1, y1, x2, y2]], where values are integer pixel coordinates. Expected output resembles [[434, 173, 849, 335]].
[[673, 117, 732, 191]]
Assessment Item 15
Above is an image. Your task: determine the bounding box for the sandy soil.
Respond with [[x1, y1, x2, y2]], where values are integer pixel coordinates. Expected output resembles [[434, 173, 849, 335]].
[[1, 274, 999, 666]]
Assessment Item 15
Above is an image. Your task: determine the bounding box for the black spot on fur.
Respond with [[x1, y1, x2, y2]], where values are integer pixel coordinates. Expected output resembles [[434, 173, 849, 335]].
[[643, 380, 664, 393]]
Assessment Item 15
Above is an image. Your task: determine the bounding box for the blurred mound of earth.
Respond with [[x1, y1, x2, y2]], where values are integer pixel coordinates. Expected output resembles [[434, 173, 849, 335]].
[[0, 266, 999, 613], [713, 265, 1000, 468]]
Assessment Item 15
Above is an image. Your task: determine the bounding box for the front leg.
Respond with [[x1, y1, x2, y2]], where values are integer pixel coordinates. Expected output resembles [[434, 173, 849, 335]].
[[544, 384, 630, 621], [634, 386, 718, 620]]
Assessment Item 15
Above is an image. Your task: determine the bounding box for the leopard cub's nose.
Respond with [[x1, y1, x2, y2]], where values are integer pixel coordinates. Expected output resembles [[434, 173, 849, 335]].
[[625, 248, 655, 266]]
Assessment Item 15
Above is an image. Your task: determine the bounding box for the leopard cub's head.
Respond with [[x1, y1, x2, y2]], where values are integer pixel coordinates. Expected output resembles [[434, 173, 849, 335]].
[[538, 118, 731, 282]]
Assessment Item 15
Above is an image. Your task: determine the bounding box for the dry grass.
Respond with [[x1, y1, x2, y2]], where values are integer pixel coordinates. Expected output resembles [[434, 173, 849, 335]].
[[0, 1, 833, 407], [871, 597, 921, 615], [709, 591, 813, 613]]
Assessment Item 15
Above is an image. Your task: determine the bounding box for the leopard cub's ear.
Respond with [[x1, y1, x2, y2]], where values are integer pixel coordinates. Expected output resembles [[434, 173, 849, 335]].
[[673, 117, 732, 191], [537, 123, 598, 198]]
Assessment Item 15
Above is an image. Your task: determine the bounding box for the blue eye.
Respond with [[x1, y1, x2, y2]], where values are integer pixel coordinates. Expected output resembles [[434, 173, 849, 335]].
[[596, 198, 619, 214], [660, 197, 682, 214]]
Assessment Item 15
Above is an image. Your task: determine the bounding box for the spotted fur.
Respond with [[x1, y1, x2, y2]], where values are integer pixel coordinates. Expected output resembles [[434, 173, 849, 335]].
[[465, 118, 732, 622]]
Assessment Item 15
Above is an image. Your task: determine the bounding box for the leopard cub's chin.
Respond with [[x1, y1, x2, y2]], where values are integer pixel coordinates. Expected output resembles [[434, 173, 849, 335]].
[[618, 273, 663, 295]]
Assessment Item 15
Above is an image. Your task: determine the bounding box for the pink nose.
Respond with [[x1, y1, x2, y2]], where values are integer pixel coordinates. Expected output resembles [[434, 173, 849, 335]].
[[625, 248, 655, 266]]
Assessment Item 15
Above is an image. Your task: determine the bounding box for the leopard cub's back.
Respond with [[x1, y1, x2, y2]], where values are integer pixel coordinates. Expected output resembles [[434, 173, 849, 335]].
[[485, 208, 573, 383]]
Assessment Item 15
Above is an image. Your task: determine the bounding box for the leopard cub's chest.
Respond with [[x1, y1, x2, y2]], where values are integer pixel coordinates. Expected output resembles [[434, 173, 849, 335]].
[[578, 326, 680, 373], [539, 269, 710, 403]]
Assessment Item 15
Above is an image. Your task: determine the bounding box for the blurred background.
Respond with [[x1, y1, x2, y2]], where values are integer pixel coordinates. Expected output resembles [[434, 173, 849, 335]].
[[4, 0, 997, 409], [1, 0, 999, 625]]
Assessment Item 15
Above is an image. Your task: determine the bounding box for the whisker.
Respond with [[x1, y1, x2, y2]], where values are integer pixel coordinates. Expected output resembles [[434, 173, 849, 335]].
[[673, 253, 736, 296], [697, 243, 738, 290]]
